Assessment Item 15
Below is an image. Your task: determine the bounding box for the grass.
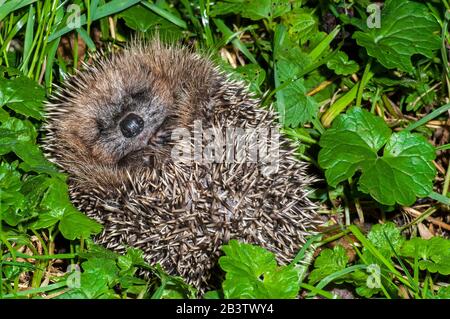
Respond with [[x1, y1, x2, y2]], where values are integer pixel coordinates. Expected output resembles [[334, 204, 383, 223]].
[[0, 0, 449, 299]]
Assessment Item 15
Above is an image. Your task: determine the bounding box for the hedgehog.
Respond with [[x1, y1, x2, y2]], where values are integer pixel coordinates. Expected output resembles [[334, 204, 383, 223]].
[[43, 39, 321, 292]]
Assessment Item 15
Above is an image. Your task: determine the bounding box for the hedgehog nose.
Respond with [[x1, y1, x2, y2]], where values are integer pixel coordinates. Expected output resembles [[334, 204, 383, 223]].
[[120, 113, 144, 138]]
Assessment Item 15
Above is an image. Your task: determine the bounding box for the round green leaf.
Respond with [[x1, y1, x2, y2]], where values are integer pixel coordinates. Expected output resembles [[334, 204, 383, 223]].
[[319, 107, 436, 206], [0, 76, 45, 119], [353, 0, 440, 73]]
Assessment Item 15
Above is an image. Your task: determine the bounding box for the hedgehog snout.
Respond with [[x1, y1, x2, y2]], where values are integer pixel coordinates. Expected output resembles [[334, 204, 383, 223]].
[[119, 113, 145, 138]]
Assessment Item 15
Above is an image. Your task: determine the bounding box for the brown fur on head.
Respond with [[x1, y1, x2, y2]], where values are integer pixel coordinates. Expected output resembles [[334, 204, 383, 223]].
[[44, 40, 221, 187]]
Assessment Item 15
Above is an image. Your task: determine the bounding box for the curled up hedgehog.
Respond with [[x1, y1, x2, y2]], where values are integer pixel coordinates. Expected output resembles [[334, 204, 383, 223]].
[[43, 39, 321, 292]]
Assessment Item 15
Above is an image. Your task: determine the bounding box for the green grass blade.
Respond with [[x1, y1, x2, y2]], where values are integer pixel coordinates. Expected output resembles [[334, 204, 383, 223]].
[[180, 0, 202, 36], [0, 261, 35, 269], [356, 58, 373, 107], [321, 82, 359, 127], [272, 24, 287, 121], [141, 2, 187, 29], [22, 4, 35, 74], [309, 264, 367, 297], [14, 252, 77, 260], [0, 12, 29, 55], [382, 230, 419, 297], [0, 0, 36, 22], [2, 281, 67, 298], [44, 38, 59, 91], [151, 276, 167, 299], [300, 283, 337, 299], [91, 0, 100, 18], [199, 0, 214, 47], [436, 143, 450, 151], [428, 191, 450, 205], [308, 26, 340, 62], [290, 234, 322, 266], [213, 18, 257, 64], [77, 27, 96, 51], [348, 225, 414, 290], [93, 0, 141, 20], [48, 0, 141, 42], [404, 102, 450, 131]]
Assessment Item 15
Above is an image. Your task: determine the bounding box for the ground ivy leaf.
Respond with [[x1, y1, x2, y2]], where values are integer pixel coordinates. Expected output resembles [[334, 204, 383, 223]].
[[233, 64, 266, 95], [219, 240, 299, 298], [210, 0, 243, 16], [0, 161, 28, 226], [326, 51, 359, 75], [308, 245, 348, 285], [77, 272, 115, 299], [319, 107, 389, 186], [353, 0, 440, 73], [220, 240, 277, 279], [240, 0, 273, 20], [203, 290, 221, 299], [152, 264, 197, 299], [25, 176, 63, 229], [275, 57, 318, 127], [59, 208, 103, 240], [119, 4, 182, 39], [118, 253, 135, 272], [282, 8, 317, 43], [15, 143, 56, 174], [273, 24, 319, 126], [21, 175, 50, 208], [319, 130, 377, 187], [262, 266, 299, 298], [331, 107, 391, 152], [366, 222, 405, 258], [319, 107, 436, 205], [39, 177, 74, 219], [82, 258, 119, 285], [280, 79, 317, 127], [29, 212, 60, 229], [0, 117, 36, 147], [435, 286, 450, 299], [0, 76, 45, 119], [56, 290, 90, 299], [0, 117, 56, 174], [32, 177, 103, 235], [400, 237, 450, 275], [359, 131, 436, 206], [352, 270, 380, 298], [117, 248, 146, 272], [79, 241, 119, 261]]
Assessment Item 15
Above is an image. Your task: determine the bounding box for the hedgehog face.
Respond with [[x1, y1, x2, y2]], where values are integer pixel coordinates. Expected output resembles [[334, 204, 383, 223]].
[[90, 88, 171, 166], [46, 42, 217, 172], [51, 62, 182, 168]]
